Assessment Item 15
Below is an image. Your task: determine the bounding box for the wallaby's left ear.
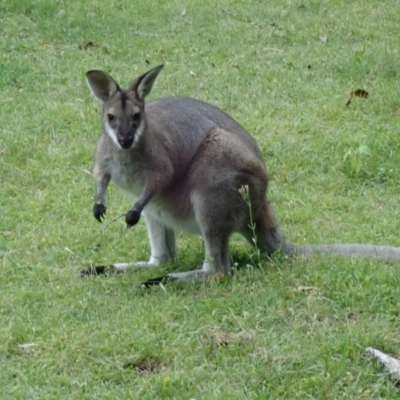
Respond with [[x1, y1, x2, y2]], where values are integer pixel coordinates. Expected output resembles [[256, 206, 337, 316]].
[[129, 64, 164, 102], [86, 70, 119, 102]]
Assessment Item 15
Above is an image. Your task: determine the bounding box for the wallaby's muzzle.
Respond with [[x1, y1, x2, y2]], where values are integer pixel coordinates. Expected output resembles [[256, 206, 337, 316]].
[[117, 119, 135, 149], [118, 135, 134, 149]]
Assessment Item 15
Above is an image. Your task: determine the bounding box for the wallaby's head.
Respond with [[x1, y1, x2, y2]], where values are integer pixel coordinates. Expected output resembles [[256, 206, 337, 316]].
[[86, 65, 164, 150]]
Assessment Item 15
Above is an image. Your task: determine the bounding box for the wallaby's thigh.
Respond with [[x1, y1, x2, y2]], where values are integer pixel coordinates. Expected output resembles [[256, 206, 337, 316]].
[[191, 184, 235, 275], [189, 127, 285, 257]]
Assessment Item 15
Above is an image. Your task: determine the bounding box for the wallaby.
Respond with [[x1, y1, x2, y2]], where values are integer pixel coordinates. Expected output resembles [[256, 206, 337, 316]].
[[83, 64, 400, 284]]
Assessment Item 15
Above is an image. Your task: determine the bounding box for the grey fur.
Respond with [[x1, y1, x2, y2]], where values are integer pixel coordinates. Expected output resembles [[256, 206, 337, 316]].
[[85, 65, 400, 283]]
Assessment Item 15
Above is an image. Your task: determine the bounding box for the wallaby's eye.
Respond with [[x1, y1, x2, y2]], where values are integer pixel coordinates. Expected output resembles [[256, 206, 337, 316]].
[[107, 113, 115, 122], [132, 113, 141, 123]]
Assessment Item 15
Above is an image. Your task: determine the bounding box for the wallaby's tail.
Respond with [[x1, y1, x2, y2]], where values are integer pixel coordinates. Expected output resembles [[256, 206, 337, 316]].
[[295, 244, 400, 262]]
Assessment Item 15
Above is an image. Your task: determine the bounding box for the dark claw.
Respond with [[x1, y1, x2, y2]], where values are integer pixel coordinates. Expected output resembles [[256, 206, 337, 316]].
[[126, 209, 141, 228], [140, 275, 172, 288], [80, 265, 109, 277], [93, 204, 107, 222]]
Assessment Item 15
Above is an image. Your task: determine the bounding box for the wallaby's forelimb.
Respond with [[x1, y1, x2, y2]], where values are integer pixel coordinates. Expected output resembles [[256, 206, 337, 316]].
[[125, 208, 141, 228], [126, 189, 154, 227], [126, 176, 166, 228], [93, 173, 111, 222]]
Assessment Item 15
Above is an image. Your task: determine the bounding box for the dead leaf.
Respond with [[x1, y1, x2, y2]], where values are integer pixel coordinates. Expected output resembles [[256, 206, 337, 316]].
[[208, 330, 253, 348], [189, 70, 197, 78], [347, 312, 358, 321], [346, 93, 353, 106], [346, 89, 369, 106], [123, 355, 163, 374], [181, 9, 186, 17], [319, 34, 328, 44], [41, 40, 51, 46], [3, 231, 13, 237], [354, 89, 369, 98], [18, 343, 36, 351], [84, 42, 98, 51], [295, 285, 317, 293], [208, 272, 225, 282], [18, 343, 36, 348], [209, 331, 231, 347]]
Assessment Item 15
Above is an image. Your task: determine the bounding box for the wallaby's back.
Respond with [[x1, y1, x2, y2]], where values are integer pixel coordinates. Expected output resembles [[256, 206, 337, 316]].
[[146, 97, 264, 161]]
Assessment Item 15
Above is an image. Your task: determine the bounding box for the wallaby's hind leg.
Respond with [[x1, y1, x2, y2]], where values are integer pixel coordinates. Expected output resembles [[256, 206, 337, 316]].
[[165, 186, 234, 283], [201, 230, 231, 275], [166, 232, 230, 283], [112, 210, 176, 273]]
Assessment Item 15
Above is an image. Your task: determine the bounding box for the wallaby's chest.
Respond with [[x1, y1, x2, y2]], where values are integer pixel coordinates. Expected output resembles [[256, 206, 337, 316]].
[[108, 157, 199, 233], [107, 156, 144, 196], [113, 165, 201, 234]]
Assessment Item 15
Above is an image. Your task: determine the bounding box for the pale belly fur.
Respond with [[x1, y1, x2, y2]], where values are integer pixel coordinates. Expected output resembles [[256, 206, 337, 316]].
[[145, 201, 201, 234], [112, 171, 201, 235]]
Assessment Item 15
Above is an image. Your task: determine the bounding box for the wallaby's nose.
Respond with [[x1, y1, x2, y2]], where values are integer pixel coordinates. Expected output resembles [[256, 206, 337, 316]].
[[119, 137, 133, 149]]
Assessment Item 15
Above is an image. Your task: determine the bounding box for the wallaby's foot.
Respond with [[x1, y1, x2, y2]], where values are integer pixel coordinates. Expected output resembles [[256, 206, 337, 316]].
[[80, 265, 113, 277], [80, 264, 133, 277], [126, 209, 141, 228], [140, 270, 209, 287], [167, 269, 211, 282], [133, 261, 162, 269], [141, 270, 229, 288], [80, 261, 163, 277], [93, 204, 107, 223], [112, 261, 163, 271], [140, 274, 173, 288]]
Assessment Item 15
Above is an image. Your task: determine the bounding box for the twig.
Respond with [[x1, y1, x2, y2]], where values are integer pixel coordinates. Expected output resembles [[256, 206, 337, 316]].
[[100, 213, 125, 234]]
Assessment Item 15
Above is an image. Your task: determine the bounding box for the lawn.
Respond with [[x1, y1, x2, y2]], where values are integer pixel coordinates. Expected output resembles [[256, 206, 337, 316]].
[[1, 0, 400, 398]]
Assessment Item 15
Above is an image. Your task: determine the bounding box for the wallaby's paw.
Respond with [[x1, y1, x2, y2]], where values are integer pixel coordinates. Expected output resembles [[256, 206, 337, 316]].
[[93, 204, 107, 222], [208, 272, 226, 282], [126, 209, 141, 228], [80, 265, 110, 277]]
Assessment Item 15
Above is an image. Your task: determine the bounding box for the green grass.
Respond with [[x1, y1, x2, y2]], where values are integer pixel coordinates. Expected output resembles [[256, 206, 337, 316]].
[[1, 0, 400, 398]]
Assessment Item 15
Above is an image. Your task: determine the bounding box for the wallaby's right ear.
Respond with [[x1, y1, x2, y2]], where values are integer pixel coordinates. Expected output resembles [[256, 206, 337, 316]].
[[85, 70, 119, 102]]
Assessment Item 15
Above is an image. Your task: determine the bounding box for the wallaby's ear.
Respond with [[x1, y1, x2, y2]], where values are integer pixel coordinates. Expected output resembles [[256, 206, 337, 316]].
[[128, 64, 164, 102], [86, 70, 119, 102]]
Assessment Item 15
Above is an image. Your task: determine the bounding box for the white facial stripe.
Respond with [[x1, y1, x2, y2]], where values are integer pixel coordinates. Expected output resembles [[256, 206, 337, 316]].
[[105, 121, 122, 149], [133, 119, 145, 145]]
